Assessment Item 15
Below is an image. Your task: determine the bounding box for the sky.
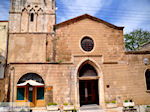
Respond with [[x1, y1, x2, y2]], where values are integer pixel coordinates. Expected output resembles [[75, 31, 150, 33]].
[[0, 0, 150, 33]]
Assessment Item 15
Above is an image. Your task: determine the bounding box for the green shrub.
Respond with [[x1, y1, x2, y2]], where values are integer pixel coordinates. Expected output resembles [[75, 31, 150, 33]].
[[46, 57, 50, 62], [19, 109, 25, 112], [58, 60, 63, 63], [47, 103, 57, 106], [111, 101, 116, 104], [147, 105, 150, 108], [63, 103, 69, 106], [129, 106, 134, 108], [71, 109, 78, 112], [105, 100, 116, 104], [124, 100, 129, 102], [105, 101, 110, 104]]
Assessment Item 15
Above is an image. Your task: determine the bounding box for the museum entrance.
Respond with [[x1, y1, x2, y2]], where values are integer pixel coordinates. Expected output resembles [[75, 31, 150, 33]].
[[78, 63, 99, 106], [17, 73, 45, 107]]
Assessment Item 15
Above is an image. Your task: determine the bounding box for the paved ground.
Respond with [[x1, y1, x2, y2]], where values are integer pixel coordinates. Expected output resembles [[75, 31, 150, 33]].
[[31, 105, 123, 112]]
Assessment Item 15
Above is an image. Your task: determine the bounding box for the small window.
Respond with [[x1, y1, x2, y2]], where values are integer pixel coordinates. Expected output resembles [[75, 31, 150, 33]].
[[37, 87, 44, 100], [145, 69, 150, 90], [17, 88, 25, 100], [81, 37, 94, 52], [30, 13, 34, 22]]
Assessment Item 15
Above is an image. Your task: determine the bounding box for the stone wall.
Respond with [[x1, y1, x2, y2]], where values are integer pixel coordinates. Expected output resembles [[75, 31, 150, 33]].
[[102, 54, 150, 105], [55, 18, 124, 62], [9, 64, 75, 105], [8, 33, 48, 63], [0, 21, 8, 57], [8, 53, 150, 106], [0, 79, 5, 102], [9, 0, 55, 33], [7, 0, 150, 107]]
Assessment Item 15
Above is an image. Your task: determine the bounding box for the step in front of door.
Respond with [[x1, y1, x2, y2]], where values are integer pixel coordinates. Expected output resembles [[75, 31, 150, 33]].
[[79, 104, 104, 112]]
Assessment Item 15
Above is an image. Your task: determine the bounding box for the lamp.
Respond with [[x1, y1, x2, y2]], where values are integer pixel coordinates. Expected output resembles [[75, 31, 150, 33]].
[[51, 31, 55, 37], [143, 58, 150, 65], [29, 87, 33, 91]]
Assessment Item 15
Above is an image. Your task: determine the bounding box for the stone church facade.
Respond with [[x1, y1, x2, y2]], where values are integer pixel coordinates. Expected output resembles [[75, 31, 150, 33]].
[[0, 21, 8, 102], [4, 0, 150, 108]]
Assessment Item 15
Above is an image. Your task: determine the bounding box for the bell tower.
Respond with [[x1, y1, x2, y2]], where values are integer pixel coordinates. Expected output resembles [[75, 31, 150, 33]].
[[9, 0, 56, 33], [8, 0, 56, 63]]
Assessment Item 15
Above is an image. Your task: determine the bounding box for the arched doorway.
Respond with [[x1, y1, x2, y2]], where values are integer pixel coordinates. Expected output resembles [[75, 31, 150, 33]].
[[78, 63, 99, 106], [17, 73, 45, 107]]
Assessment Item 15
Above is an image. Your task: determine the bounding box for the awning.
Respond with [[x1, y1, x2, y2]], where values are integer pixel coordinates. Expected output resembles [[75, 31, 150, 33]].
[[17, 80, 44, 86]]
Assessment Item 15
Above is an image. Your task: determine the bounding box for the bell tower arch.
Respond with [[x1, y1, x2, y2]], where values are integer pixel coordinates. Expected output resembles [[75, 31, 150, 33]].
[[9, 0, 56, 33]]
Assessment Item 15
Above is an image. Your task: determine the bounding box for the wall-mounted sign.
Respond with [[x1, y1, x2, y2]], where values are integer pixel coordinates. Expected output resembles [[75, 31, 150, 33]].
[[46, 86, 53, 91]]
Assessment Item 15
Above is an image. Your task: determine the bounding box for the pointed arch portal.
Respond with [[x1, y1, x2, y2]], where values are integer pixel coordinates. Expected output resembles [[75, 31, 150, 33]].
[[78, 62, 99, 106]]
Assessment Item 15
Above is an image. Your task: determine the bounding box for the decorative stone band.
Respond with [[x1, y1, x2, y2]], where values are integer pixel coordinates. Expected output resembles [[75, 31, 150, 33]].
[[78, 76, 100, 80]]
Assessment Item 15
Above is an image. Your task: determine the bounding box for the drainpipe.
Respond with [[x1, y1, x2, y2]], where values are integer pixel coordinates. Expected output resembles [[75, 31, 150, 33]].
[[9, 66, 15, 111], [3, 21, 10, 102], [10, 67, 15, 101]]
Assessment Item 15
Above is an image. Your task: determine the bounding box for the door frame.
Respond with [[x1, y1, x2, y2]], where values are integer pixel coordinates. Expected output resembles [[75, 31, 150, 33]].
[[79, 79, 99, 105], [26, 86, 36, 107], [74, 59, 105, 108]]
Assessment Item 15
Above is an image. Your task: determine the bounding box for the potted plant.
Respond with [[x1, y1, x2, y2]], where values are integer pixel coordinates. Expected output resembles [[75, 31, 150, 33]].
[[123, 99, 137, 112], [146, 105, 150, 112], [63, 103, 75, 111], [123, 100, 135, 108], [47, 103, 59, 111], [105, 100, 117, 108]]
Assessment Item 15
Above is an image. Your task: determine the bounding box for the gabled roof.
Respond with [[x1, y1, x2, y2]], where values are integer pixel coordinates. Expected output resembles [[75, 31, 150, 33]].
[[54, 14, 124, 30], [139, 41, 150, 51], [142, 41, 150, 48], [0, 21, 8, 22]]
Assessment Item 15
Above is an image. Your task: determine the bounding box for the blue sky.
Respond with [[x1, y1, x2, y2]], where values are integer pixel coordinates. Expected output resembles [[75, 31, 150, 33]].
[[0, 0, 150, 33]]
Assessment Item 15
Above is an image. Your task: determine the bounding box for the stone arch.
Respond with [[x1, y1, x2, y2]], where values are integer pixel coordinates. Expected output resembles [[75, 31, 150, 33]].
[[74, 58, 105, 107], [76, 58, 102, 77], [16, 73, 45, 107], [22, 8, 28, 12], [29, 8, 36, 13], [37, 8, 44, 32], [77, 60, 100, 77], [77, 60, 99, 105], [37, 8, 43, 14], [17, 72, 45, 84], [78, 63, 97, 77], [21, 8, 29, 32], [29, 8, 37, 32]]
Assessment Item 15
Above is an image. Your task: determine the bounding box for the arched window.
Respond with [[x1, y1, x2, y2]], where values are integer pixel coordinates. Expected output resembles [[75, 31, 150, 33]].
[[145, 69, 150, 90], [81, 36, 94, 52], [30, 13, 34, 22], [79, 64, 97, 77], [17, 73, 45, 102], [18, 73, 44, 84]]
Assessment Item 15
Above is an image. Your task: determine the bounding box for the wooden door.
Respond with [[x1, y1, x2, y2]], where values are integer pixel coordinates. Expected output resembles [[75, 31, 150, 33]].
[[27, 86, 36, 107], [79, 80, 99, 106]]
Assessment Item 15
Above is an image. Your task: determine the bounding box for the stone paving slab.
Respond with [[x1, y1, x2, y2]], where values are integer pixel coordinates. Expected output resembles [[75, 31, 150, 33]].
[[30, 105, 124, 112], [79, 104, 104, 112]]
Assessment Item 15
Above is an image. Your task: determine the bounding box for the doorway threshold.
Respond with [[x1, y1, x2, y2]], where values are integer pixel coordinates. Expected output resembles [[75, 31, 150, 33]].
[[80, 104, 101, 110]]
